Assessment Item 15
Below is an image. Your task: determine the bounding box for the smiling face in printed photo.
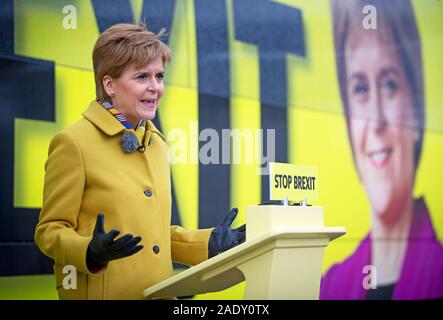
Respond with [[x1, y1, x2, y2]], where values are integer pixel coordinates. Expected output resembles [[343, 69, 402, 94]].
[[345, 28, 419, 223], [104, 56, 165, 127]]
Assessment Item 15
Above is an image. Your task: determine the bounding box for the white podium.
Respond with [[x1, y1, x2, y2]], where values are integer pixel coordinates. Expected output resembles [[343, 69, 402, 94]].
[[144, 205, 345, 300]]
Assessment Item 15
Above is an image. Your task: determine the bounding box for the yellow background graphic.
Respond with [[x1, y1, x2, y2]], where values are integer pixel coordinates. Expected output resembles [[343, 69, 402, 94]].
[[2, 0, 442, 299]]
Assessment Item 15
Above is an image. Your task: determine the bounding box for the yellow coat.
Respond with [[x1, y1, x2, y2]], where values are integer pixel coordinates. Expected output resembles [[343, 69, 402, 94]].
[[35, 101, 212, 299]]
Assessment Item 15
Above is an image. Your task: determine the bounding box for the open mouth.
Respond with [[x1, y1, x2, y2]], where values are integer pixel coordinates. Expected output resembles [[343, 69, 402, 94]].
[[368, 148, 392, 169], [140, 99, 156, 108]]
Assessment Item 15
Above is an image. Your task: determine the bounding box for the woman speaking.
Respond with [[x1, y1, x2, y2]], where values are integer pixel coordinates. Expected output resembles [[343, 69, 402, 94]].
[[34, 23, 245, 300]]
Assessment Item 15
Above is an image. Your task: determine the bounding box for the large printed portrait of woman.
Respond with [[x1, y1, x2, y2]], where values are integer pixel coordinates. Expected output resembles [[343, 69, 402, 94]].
[[320, 0, 443, 299]]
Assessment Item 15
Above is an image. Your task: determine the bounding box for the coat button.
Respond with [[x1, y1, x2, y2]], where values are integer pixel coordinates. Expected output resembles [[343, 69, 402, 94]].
[[144, 189, 152, 197], [153, 245, 160, 254]]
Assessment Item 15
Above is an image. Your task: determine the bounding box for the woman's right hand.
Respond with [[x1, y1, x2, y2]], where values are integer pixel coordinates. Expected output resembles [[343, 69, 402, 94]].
[[86, 213, 144, 270]]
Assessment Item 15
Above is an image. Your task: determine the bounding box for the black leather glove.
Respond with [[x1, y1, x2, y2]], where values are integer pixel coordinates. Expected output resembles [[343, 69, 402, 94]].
[[208, 208, 246, 258], [87, 213, 144, 270]]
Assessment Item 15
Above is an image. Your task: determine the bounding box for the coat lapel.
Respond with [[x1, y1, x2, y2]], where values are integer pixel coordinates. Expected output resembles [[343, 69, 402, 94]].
[[82, 101, 125, 136]]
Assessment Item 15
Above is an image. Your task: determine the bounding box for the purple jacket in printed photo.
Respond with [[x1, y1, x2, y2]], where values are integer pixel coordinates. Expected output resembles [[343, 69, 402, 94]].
[[320, 197, 443, 299]]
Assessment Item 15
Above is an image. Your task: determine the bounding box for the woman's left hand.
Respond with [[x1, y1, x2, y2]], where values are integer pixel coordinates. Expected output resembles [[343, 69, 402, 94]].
[[208, 208, 246, 258]]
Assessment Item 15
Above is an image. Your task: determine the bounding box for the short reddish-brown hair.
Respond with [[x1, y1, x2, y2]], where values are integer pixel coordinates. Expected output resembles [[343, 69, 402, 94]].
[[92, 23, 172, 102]]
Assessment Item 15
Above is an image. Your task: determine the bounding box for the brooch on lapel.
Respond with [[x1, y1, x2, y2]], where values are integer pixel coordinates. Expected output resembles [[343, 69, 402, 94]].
[[121, 131, 140, 153]]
